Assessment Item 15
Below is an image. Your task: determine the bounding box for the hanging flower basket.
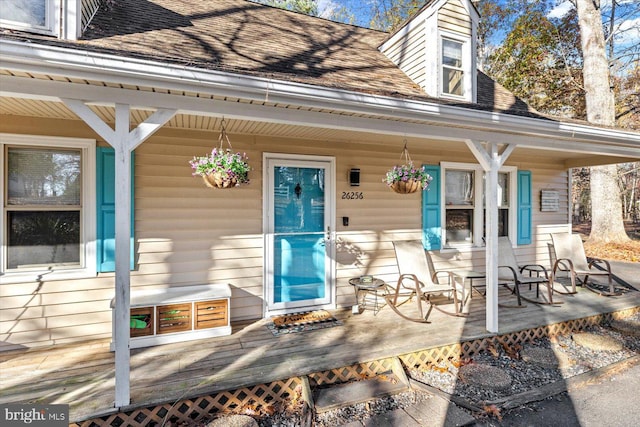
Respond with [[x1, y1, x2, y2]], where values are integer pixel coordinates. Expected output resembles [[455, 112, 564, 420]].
[[189, 119, 250, 189], [202, 171, 238, 189], [383, 143, 432, 194], [390, 177, 422, 194]]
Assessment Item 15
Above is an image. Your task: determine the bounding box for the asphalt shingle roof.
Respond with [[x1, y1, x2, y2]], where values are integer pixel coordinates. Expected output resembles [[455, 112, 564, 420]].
[[1, 0, 540, 117]]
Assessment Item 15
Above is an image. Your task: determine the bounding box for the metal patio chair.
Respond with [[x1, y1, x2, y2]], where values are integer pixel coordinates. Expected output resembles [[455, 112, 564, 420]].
[[385, 240, 463, 323], [498, 236, 559, 306], [550, 233, 620, 296]]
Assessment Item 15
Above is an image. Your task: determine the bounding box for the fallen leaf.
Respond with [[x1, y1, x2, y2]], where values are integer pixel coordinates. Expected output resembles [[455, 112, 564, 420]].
[[483, 404, 503, 421], [487, 343, 499, 358]]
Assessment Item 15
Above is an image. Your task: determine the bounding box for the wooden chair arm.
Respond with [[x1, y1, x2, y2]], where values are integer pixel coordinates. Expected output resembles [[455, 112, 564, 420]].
[[588, 257, 612, 273], [519, 264, 550, 279], [498, 265, 519, 283], [432, 270, 453, 285], [552, 258, 574, 274], [397, 273, 421, 291]]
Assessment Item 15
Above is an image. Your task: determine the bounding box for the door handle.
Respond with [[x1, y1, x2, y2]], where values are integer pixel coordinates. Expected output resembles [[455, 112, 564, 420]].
[[326, 226, 331, 242]]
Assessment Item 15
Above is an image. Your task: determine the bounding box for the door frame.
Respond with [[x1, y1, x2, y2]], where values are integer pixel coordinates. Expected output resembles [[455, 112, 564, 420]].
[[262, 152, 336, 317]]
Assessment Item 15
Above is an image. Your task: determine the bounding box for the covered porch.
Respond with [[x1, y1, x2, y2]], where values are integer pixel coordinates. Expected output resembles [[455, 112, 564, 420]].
[[2, 38, 640, 418], [1, 266, 639, 424]]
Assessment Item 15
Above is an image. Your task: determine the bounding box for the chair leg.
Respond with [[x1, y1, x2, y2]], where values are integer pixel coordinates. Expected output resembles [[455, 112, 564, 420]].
[[583, 273, 621, 297], [514, 283, 523, 306], [608, 274, 616, 295], [554, 270, 578, 295], [414, 283, 424, 320]]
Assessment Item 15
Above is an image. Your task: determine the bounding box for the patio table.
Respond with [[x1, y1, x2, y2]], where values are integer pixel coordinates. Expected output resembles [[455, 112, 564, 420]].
[[349, 277, 388, 315], [453, 270, 486, 304]]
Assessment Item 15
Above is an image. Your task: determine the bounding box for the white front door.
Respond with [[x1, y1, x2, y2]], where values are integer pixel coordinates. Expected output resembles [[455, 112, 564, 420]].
[[264, 154, 335, 315]]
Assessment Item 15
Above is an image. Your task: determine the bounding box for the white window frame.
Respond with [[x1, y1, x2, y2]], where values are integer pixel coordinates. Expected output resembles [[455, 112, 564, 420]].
[[0, 0, 60, 36], [0, 133, 96, 283], [441, 162, 517, 249], [439, 30, 472, 101]]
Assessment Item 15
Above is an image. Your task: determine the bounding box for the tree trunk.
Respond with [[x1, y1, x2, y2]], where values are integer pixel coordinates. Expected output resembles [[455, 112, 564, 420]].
[[575, 0, 629, 243], [590, 165, 628, 242]]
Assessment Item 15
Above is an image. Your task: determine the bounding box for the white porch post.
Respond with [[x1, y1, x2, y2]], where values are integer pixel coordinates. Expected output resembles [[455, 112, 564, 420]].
[[465, 140, 515, 333], [63, 99, 176, 407], [113, 104, 132, 408]]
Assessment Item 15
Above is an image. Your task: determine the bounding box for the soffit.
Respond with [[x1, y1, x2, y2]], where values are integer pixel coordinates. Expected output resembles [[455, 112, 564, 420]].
[[1, 70, 638, 167], [1, 95, 635, 168], [0, 69, 421, 121]]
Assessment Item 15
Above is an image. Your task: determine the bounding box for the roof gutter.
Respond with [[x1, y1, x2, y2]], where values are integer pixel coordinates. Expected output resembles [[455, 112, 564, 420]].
[[1, 39, 639, 148]]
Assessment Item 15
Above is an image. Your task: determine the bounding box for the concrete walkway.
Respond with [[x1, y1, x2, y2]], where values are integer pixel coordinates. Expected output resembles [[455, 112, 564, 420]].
[[608, 260, 640, 290], [474, 358, 640, 427]]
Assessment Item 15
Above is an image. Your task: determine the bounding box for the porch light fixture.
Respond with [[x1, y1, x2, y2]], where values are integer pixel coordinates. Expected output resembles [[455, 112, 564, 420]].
[[349, 168, 360, 186]]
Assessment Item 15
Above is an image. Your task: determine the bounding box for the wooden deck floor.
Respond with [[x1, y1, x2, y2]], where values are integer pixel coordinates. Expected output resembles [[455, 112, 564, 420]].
[[2, 272, 639, 423]]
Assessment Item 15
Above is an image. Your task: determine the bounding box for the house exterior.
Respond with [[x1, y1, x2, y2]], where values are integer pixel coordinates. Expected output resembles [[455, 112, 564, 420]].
[[1, 0, 639, 408]]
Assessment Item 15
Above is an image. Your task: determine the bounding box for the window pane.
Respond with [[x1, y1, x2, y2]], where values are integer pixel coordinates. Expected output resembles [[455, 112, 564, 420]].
[[446, 209, 473, 244], [0, 0, 46, 26], [483, 172, 510, 207], [483, 209, 509, 238], [273, 166, 325, 234], [7, 211, 80, 269], [7, 147, 81, 206], [445, 170, 474, 205], [442, 67, 464, 96], [498, 173, 509, 207], [499, 209, 509, 236], [442, 39, 462, 67]]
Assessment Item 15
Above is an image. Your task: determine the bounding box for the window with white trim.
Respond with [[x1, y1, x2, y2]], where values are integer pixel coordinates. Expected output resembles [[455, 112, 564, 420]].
[[0, 0, 58, 36], [441, 38, 464, 97], [442, 162, 516, 247], [1, 134, 96, 282]]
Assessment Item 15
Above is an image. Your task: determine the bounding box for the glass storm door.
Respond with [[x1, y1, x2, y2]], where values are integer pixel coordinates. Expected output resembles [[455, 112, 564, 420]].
[[265, 156, 334, 314]]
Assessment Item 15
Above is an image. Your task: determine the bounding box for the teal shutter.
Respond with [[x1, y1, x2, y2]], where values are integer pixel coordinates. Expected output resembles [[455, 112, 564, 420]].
[[517, 170, 532, 245], [96, 147, 135, 272], [422, 165, 441, 250]]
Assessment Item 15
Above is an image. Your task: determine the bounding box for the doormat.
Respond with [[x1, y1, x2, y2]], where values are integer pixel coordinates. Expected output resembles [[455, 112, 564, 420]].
[[267, 310, 343, 336]]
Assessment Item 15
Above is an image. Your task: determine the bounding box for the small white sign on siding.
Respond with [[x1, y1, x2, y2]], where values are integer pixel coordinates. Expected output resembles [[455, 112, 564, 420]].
[[541, 190, 559, 212]]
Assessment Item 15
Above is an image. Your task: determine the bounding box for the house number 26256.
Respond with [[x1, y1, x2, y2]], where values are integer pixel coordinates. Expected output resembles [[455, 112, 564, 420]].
[[342, 192, 364, 200]]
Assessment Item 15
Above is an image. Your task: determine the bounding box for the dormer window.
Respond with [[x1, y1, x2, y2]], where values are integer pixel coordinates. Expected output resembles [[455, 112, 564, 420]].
[[442, 38, 464, 97], [378, 0, 478, 102], [0, 0, 58, 36]]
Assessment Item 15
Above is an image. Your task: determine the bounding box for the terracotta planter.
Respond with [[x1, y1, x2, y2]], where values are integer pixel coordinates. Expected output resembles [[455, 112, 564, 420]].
[[390, 179, 421, 194], [202, 172, 237, 189]]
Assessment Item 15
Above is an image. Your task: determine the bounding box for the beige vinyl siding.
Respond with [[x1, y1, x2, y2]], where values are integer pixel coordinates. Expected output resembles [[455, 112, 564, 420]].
[[379, 20, 427, 88], [0, 115, 570, 350], [135, 130, 264, 322], [438, 0, 472, 36]]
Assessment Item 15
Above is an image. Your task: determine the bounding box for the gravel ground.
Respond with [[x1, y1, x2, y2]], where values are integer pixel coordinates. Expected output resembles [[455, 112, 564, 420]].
[[199, 313, 640, 427], [409, 325, 638, 405]]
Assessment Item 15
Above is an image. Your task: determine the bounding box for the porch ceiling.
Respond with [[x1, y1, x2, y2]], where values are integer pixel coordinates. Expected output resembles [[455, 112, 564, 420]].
[[0, 94, 636, 169], [1, 70, 638, 169]]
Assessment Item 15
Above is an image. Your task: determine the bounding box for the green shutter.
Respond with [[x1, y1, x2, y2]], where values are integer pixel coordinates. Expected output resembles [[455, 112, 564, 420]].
[[96, 147, 135, 272], [422, 165, 441, 250], [517, 170, 532, 245]]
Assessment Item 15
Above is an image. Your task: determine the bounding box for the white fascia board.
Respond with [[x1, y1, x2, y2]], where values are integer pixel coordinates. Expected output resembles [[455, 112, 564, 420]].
[[1, 39, 639, 150]]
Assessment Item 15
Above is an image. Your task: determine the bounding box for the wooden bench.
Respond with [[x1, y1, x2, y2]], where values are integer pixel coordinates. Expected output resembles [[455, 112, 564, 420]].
[[110, 283, 232, 349]]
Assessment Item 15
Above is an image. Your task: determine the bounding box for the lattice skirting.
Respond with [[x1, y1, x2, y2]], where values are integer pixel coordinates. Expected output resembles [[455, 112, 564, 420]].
[[72, 306, 639, 427], [400, 306, 640, 370]]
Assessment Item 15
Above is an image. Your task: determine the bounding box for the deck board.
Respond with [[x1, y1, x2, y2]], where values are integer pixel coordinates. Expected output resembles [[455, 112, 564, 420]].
[[1, 275, 639, 422]]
